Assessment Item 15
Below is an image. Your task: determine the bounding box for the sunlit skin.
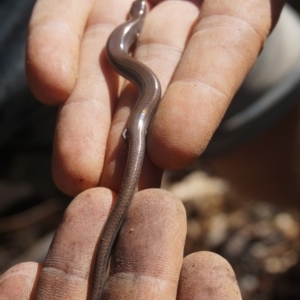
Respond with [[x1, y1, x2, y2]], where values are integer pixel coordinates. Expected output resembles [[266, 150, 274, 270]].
[[0, 0, 287, 299]]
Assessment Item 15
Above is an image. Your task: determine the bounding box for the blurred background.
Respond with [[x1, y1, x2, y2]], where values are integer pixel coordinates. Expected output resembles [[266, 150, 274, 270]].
[[0, 1, 300, 299]]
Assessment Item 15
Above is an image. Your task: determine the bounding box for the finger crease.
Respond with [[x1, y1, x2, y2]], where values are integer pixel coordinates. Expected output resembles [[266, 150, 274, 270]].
[[29, 20, 81, 40], [43, 266, 89, 281], [170, 78, 229, 99], [63, 97, 107, 109], [86, 21, 120, 34], [195, 13, 266, 44], [139, 40, 184, 56]]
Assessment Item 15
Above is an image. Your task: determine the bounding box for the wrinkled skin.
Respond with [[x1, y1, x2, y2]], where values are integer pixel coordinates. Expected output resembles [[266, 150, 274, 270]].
[[0, 189, 242, 300], [26, 0, 284, 196], [0, 0, 287, 299]]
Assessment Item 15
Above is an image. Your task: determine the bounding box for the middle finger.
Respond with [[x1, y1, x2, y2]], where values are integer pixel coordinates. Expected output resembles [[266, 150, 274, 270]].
[[52, 0, 136, 196]]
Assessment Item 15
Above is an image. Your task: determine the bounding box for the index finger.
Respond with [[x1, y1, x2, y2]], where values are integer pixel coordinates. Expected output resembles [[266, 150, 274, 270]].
[[26, 0, 133, 105], [148, 0, 285, 169], [35, 188, 115, 299], [29, 0, 140, 196], [102, 189, 187, 299], [26, 0, 97, 105]]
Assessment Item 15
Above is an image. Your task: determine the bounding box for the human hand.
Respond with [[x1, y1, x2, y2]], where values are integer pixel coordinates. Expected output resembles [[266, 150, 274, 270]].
[[26, 0, 286, 196], [0, 188, 242, 299]]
